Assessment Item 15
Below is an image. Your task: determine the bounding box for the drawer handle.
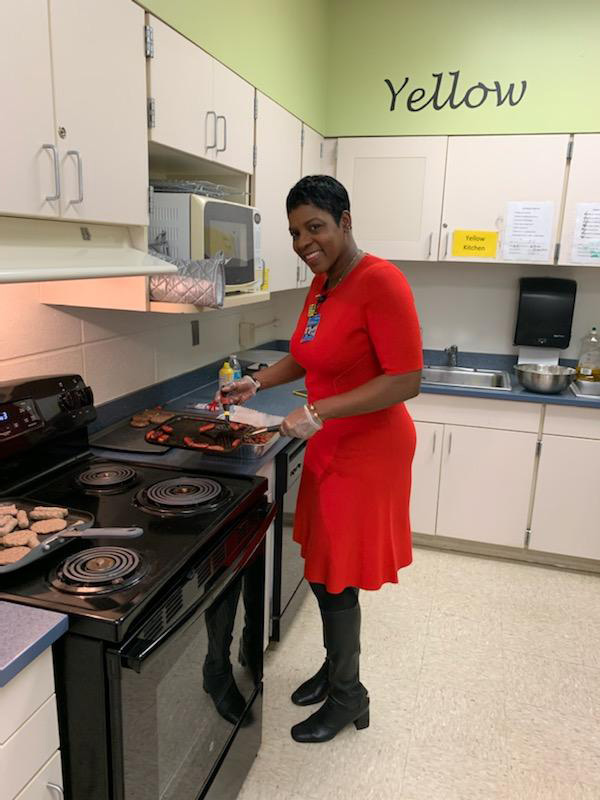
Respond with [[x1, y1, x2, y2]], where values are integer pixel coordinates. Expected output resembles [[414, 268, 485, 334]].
[[42, 144, 60, 201], [432, 431, 437, 454], [47, 783, 64, 798], [447, 432, 452, 455], [66, 150, 83, 204], [427, 231, 433, 258]]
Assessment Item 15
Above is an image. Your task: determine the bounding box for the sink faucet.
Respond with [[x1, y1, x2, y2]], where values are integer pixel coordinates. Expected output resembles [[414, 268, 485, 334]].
[[445, 345, 458, 367]]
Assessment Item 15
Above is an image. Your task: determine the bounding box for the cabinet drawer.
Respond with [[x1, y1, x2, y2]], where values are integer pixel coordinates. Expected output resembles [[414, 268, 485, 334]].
[[0, 649, 54, 744], [14, 750, 63, 800], [0, 695, 59, 800], [405, 393, 541, 432], [543, 405, 600, 439]]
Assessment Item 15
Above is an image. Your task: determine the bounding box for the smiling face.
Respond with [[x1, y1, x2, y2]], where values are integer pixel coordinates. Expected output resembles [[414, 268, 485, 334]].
[[288, 203, 353, 277]]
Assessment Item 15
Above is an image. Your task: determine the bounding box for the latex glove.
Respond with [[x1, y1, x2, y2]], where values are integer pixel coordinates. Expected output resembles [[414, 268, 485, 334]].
[[214, 375, 260, 406], [280, 405, 323, 440]]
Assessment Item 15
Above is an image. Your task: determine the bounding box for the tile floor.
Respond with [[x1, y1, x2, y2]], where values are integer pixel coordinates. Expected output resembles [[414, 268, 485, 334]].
[[238, 547, 600, 800]]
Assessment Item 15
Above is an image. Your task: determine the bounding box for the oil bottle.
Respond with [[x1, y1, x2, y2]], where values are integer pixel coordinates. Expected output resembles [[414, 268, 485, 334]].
[[576, 326, 600, 382]]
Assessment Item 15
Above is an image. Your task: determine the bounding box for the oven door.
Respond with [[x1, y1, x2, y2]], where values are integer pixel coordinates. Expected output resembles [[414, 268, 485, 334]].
[[106, 502, 275, 800]]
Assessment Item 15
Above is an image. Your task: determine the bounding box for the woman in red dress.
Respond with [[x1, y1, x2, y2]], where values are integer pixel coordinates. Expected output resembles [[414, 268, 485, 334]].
[[219, 175, 422, 743]]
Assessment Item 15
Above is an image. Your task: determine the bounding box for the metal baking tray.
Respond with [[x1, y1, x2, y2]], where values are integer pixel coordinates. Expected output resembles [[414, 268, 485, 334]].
[[144, 414, 280, 459], [0, 498, 94, 574]]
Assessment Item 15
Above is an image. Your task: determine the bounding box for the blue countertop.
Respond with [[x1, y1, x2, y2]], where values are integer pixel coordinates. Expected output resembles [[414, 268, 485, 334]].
[[0, 602, 68, 687]]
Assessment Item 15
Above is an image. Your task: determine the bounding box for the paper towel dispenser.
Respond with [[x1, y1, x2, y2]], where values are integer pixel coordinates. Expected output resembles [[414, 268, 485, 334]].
[[514, 277, 577, 349]]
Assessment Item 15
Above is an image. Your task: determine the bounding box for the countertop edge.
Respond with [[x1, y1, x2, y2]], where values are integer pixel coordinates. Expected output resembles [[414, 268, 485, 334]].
[[0, 603, 68, 687]]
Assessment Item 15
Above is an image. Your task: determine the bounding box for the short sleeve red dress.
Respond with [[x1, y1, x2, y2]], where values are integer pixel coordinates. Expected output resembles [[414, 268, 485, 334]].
[[290, 254, 423, 593]]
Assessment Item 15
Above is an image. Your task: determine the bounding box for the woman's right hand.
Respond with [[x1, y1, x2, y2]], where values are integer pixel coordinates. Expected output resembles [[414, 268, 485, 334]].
[[214, 375, 260, 406]]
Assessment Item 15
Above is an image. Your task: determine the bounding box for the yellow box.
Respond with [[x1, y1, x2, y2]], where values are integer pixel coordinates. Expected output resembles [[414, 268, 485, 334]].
[[452, 230, 498, 258]]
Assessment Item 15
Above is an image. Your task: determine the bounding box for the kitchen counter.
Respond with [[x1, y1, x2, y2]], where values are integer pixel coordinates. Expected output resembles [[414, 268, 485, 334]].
[[0, 602, 67, 686]]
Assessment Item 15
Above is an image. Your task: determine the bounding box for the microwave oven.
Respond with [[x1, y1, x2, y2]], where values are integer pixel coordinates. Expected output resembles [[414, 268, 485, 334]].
[[149, 193, 261, 292]]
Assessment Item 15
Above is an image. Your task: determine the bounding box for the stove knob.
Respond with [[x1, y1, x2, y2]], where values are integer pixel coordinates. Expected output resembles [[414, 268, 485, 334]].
[[59, 391, 77, 411]]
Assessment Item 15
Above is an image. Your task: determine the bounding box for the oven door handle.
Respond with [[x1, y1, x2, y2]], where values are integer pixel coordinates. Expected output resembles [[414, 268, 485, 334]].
[[118, 502, 276, 672]]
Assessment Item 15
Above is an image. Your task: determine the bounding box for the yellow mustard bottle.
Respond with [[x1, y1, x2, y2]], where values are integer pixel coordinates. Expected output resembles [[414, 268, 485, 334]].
[[218, 361, 234, 388]]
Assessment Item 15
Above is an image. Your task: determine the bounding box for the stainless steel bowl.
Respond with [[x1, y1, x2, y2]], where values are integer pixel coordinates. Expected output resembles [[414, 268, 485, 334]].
[[514, 363, 576, 394]]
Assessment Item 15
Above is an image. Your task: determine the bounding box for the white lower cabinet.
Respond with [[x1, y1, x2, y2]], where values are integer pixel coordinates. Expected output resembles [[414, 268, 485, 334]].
[[435, 425, 537, 547], [410, 422, 443, 535], [14, 751, 63, 800], [529, 435, 600, 559]]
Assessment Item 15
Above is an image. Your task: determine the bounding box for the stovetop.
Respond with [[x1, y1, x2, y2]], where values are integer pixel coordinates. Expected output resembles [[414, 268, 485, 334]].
[[0, 455, 267, 641]]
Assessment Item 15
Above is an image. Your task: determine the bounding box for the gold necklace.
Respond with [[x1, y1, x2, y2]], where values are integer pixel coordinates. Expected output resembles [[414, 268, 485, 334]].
[[327, 249, 363, 290]]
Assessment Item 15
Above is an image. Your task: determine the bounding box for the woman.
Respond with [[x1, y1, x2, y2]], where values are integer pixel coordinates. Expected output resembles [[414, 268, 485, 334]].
[[218, 175, 422, 744]]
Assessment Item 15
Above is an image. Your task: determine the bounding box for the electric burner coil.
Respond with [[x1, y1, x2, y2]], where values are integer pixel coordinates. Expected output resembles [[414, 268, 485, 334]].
[[135, 476, 232, 517], [50, 547, 147, 594]]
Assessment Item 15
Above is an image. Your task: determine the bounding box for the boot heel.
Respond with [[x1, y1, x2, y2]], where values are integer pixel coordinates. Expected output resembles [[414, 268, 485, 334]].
[[354, 710, 370, 730]]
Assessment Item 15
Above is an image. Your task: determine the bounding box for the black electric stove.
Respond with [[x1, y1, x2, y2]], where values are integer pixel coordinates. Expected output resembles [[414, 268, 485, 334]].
[[1, 454, 268, 642], [0, 375, 274, 800]]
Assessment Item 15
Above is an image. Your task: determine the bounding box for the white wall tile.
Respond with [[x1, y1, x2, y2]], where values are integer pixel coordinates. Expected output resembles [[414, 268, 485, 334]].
[[83, 332, 156, 404], [0, 347, 84, 383], [0, 283, 82, 359]]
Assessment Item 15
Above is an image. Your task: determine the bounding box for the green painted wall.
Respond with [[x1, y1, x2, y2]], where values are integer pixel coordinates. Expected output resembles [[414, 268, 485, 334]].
[[139, 0, 330, 133], [327, 0, 600, 135], [139, 0, 600, 137]]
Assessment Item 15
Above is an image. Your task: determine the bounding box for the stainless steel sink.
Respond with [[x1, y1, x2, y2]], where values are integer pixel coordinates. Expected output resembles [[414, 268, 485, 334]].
[[422, 366, 512, 391]]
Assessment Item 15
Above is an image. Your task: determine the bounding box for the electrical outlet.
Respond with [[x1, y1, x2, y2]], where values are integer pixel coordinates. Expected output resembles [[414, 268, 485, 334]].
[[191, 320, 200, 346], [239, 322, 255, 349]]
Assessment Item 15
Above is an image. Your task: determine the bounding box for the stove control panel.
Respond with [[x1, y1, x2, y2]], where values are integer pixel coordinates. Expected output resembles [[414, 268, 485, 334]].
[[0, 399, 43, 440]]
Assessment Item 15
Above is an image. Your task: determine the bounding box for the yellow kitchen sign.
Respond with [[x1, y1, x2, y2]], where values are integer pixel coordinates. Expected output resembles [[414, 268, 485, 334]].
[[452, 230, 498, 258]]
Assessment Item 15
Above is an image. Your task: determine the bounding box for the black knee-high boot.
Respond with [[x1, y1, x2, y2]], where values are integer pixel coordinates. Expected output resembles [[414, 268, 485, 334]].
[[291, 613, 329, 706], [291, 603, 369, 743]]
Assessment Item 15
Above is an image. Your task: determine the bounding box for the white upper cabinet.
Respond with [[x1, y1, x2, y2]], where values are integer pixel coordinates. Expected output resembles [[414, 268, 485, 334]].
[[558, 134, 600, 267], [440, 134, 570, 264], [146, 15, 213, 161], [147, 15, 254, 175], [254, 92, 302, 293], [0, 1, 58, 219], [296, 124, 325, 288], [51, 0, 149, 226], [336, 136, 448, 261], [211, 60, 254, 174]]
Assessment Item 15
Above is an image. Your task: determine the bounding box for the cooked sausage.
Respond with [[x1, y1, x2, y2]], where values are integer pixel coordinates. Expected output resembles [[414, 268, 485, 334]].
[[161, 424, 174, 434], [0, 505, 18, 516], [17, 510, 29, 529], [206, 444, 225, 452], [2, 530, 40, 548], [0, 517, 18, 535], [198, 423, 216, 433], [30, 518, 68, 535], [30, 507, 68, 520], [0, 546, 30, 565]]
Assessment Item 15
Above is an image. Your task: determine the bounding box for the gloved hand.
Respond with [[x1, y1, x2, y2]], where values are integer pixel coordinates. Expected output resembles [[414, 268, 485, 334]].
[[214, 375, 260, 406], [280, 405, 323, 440]]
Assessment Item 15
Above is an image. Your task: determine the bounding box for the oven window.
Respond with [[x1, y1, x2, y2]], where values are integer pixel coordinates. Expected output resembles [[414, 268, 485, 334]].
[[111, 550, 264, 800]]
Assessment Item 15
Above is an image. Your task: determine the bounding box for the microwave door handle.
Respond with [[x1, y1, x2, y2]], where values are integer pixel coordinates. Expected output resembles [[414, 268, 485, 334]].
[[205, 110, 217, 151], [118, 503, 276, 672], [216, 115, 226, 152]]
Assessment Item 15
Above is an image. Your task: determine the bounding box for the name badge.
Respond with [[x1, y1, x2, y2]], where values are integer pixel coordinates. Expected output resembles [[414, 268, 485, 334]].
[[301, 313, 321, 342]]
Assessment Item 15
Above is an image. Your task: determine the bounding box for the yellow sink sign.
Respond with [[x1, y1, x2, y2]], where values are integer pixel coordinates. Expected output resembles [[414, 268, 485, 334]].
[[452, 230, 498, 258]]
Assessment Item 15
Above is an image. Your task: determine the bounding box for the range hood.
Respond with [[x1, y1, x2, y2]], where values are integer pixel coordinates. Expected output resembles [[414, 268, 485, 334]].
[[0, 216, 176, 283]]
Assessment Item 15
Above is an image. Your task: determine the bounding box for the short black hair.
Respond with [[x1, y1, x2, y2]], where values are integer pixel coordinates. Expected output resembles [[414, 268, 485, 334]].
[[286, 175, 350, 225]]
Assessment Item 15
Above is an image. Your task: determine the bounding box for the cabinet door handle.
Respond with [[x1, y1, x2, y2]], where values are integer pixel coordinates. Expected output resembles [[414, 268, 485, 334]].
[[66, 150, 83, 204], [432, 431, 437, 454], [42, 144, 60, 201], [427, 231, 433, 258], [216, 115, 227, 152], [443, 230, 449, 259], [47, 783, 64, 798], [205, 111, 217, 150], [447, 432, 452, 455]]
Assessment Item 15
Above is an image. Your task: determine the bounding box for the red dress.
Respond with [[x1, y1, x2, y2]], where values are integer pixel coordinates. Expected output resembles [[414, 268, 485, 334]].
[[290, 254, 423, 593]]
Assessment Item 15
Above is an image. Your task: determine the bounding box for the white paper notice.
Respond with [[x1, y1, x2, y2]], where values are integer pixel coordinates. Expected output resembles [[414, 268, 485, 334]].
[[571, 203, 600, 263], [502, 201, 554, 261]]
